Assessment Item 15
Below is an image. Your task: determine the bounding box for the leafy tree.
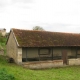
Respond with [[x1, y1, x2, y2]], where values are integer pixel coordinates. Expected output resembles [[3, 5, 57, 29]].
[[0, 33, 7, 50], [0, 33, 6, 44], [33, 26, 44, 31]]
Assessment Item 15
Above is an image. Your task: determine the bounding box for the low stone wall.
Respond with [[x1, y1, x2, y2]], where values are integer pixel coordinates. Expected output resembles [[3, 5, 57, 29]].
[[69, 58, 80, 65], [23, 60, 63, 69], [22, 58, 80, 69], [0, 50, 4, 55]]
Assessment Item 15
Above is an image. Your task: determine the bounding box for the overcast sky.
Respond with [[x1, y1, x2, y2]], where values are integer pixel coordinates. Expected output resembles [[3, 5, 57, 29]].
[[0, 0, 80, 33]]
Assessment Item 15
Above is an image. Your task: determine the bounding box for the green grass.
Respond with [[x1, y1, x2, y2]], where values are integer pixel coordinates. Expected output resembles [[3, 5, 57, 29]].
[[0, 55, 80, 80]]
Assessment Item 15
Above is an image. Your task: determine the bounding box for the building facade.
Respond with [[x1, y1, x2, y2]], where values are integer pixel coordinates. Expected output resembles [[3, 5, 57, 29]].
[[6, 28, 80, 69]]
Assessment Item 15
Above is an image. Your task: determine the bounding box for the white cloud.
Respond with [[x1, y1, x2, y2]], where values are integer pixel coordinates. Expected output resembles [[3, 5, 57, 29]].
[[0, 0, 13, 7], [0, 0, 33, 7], [0, 0, 80, 33], [13, 0, 33, 3]]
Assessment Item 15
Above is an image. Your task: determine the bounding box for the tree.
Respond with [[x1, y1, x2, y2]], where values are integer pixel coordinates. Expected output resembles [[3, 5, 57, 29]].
[[0, 33, 7, 49], [0, 33, 6, 43], [33, 26, 44, 31]]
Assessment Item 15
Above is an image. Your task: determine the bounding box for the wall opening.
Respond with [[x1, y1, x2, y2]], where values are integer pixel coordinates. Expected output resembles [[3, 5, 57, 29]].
[[38, 48, 52, 61]]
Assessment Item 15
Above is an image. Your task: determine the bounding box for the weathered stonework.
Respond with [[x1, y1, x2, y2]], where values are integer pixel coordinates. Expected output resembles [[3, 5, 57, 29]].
[[23, 60, 63, 69], [7, 30, 23, 64], [17, 48, 22, 64], [69, 58, 80, 65], [22, 58, 80, 69], [6, 28, 80, 69], [7, 31, 18, 63]]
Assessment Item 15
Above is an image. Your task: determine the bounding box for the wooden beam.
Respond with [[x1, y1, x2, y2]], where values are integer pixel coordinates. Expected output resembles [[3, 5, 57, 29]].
[[76, 48, 77, 58], [26, 48, 27, 61], [38, 48, 40, 61], [52, 48, 53, 60]]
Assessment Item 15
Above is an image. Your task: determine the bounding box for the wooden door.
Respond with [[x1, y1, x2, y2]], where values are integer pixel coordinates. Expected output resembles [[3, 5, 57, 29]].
[[62, 50, 68, 65]]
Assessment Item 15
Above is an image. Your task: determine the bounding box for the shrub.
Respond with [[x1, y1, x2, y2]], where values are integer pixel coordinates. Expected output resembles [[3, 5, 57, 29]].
[[0, 68, 15, 80]]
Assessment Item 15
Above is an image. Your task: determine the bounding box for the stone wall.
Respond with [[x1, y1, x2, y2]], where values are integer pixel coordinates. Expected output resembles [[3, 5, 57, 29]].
[[17, 48, 22, 64], [69, 58, 80, 65], [23, 60, 63, 69], [23, 58, 80, 69], [6, 31, 18, 63]]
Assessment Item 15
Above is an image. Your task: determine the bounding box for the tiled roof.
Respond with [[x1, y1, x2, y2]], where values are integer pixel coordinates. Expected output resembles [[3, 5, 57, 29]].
[[12, 28, 80, 47]]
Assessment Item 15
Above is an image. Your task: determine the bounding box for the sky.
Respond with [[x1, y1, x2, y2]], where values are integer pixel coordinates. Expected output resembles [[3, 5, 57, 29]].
[[0, 0, 80, 33]]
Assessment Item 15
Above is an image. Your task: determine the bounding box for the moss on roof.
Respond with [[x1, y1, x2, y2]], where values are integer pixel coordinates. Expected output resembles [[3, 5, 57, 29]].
[[12, 28, 80, 47]]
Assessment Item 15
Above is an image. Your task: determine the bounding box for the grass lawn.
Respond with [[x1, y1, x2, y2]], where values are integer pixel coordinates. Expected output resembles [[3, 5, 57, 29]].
[[0, 55, 80, 80]]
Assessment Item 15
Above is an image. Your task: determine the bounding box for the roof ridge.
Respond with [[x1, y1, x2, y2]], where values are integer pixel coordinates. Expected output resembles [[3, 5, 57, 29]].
[[12, 28, 80, 35]]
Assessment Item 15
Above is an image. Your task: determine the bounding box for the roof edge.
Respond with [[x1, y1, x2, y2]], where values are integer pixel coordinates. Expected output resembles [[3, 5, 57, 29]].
[[12, 29, 19, 47]]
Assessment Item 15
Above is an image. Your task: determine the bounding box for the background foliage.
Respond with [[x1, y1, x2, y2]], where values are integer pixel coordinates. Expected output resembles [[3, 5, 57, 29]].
[[0, 33, 7, 54], [33, 26, 44, 31]]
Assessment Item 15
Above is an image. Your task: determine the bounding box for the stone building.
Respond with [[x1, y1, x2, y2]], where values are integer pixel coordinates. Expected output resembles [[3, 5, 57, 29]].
[[0, 28, 6, 36], [6, 28, 80, 69]]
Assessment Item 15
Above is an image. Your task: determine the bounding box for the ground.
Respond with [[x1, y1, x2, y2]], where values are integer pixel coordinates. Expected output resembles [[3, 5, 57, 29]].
[[0, 55, 80, 80]]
